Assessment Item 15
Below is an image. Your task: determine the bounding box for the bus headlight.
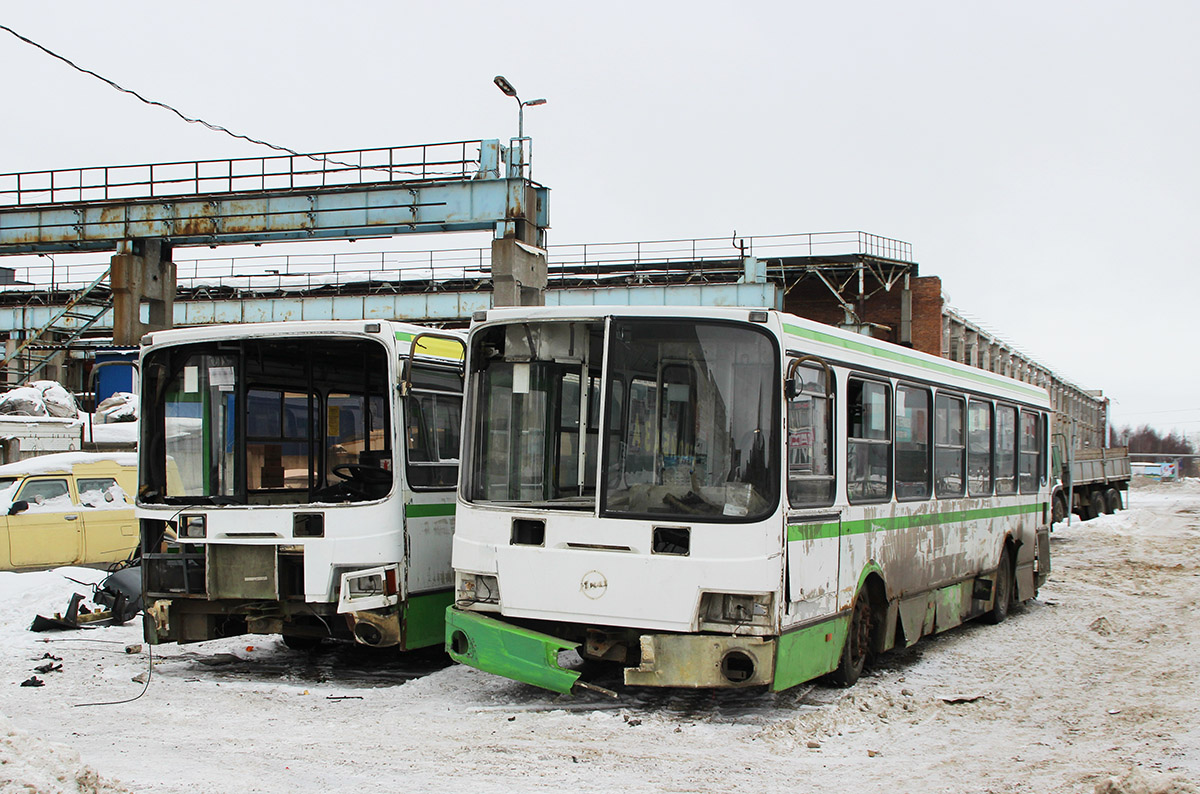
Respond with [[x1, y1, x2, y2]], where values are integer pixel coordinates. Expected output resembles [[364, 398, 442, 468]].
[[456, 573, 499, 605], [698, 592, 773, 627]]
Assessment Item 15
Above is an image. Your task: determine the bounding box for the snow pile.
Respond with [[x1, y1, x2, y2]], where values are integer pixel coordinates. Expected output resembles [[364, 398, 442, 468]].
[[0, 381, 79, 418], [1094, 765, 1197, 794], [0, 714, 131, 794], [93, 393, 137, 424]]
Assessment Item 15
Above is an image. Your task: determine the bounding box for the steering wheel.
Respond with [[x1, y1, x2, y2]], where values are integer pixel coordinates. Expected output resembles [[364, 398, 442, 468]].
[[331, 463, 392, 485]]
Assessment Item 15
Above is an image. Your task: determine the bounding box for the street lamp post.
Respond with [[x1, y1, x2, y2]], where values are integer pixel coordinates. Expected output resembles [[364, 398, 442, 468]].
[[493, 75, 546, 172]]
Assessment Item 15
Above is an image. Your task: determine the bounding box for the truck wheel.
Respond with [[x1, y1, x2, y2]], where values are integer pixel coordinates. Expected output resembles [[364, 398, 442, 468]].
[[1051, 495, 1067, 525], [1088, 490, 1105, 520], [1105, 488, 1122, 513]]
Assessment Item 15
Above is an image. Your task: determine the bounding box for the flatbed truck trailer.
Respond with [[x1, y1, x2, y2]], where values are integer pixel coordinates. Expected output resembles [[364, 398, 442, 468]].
[[1051, 440, 1130, 523]]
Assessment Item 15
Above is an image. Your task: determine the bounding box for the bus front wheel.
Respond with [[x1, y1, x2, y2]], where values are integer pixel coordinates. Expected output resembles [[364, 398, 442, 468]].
[[830, 594, 872, 687]]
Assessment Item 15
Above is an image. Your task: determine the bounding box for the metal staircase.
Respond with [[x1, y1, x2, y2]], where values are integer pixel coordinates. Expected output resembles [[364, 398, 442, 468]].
[[0, 267, 112, 386]]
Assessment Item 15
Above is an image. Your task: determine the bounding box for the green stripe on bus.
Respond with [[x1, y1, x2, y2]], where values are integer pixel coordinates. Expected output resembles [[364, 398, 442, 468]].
[[405, 502, 456, 518], [787, 502, 1045, 542], [787, 522, 841, 542], [781, 323, 1047, 401]]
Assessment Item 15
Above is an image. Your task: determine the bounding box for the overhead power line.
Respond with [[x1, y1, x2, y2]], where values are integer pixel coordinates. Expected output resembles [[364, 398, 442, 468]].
[[0, 22, 301, 157]]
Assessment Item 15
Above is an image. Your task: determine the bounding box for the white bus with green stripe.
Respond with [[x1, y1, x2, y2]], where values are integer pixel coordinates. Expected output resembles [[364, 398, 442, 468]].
[[136, 320, 464, 651], [445, 306, 1051, 692]]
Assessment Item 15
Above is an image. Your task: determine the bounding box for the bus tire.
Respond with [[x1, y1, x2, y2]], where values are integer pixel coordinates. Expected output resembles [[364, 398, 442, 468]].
[[1089, 490, 1106, 520], [830, 592, 872, 687], [983, 546, 1014, 625], [1105, 488, 1121, 513], [1051, 495, 1067, 525]]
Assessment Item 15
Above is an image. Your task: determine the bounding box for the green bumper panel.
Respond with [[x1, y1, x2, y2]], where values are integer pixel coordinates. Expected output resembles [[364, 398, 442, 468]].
[[772, 613, 850, 692], [444, 608, 582, 694]]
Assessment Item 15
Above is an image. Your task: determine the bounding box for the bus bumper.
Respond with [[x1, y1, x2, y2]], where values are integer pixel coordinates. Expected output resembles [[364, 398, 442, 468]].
[[445, 608, 582, 694], [624, 634, 776, 688]]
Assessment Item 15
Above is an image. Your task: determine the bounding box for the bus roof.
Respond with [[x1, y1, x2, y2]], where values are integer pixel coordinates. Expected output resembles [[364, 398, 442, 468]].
[[473, 306, 1050, 408]]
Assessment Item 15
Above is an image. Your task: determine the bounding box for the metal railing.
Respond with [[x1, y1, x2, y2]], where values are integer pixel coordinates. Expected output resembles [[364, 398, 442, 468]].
[[547, 231, 913, 281], [0, 231, 914, 295], [0, 140, 488, 208]]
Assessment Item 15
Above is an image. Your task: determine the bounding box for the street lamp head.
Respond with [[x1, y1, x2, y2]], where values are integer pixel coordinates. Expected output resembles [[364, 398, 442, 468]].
[[493, 75, 517, 98], [524, 98, 547, 107]]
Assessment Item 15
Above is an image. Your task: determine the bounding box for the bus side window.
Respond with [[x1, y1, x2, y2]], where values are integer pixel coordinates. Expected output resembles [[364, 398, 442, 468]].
[[787, 363, 834, 507], [995, 405, 1017, 495], [967, 400, 993, 495], [847, 378, 891, 504], [1019, 409, 1042, 493], [934, 393, 966, 498], [895, 385, 930, 500], [406, 391, 461, 490]]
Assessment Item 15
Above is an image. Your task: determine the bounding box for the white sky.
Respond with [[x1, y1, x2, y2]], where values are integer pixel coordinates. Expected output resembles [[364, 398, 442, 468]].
[[0, 1, 1196, 438]]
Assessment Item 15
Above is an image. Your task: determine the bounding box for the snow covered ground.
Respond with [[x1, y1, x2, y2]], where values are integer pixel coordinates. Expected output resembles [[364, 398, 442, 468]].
[[1, 482, 1198, 794]]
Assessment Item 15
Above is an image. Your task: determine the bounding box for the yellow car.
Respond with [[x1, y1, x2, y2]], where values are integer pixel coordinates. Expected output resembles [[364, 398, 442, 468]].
[[0, 452, 138, 571]]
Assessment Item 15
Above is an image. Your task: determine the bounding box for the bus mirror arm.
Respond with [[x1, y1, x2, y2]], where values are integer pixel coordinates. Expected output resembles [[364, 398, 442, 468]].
[[786, 355, 834, 399]]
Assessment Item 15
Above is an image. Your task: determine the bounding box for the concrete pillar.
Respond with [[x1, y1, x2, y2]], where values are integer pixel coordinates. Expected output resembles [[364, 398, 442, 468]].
[[111, 239, 175, 346], [491, 237, 547, 307]]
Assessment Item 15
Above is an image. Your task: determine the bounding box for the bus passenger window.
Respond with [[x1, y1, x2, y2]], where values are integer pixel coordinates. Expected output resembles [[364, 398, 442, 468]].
[[995, 405, 1017, 495], [895, 385, 930, 500], [847, 378, 891, 503], [1019, 410, 1042, 493], [968, 400, 993, 495], [787, 363, 834, 507], [935, 394, 965, 497]]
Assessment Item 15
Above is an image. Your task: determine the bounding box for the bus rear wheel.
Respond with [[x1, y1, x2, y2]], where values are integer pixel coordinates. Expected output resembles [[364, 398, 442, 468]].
[[983, 546, 1014, 625], [830, 593, 872, 687]]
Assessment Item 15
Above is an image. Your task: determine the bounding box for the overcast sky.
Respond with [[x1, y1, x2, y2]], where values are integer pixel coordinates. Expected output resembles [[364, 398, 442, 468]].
[[1, 1, 1196, 437]]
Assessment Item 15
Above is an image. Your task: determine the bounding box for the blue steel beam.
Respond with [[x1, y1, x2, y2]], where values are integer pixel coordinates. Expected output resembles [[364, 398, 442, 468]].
[[0, 282, 782, 332], [0, 140, 550, 255], [0, 178, 548, 254]]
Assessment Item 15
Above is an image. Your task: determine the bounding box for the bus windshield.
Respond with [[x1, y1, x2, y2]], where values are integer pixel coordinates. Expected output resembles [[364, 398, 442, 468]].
[[464, 318, 780, 521], [140, 336, 392, 506]]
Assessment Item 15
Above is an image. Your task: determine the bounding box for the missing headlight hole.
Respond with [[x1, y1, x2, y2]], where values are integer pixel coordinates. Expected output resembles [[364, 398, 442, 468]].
[[720, 650, 756, 683]]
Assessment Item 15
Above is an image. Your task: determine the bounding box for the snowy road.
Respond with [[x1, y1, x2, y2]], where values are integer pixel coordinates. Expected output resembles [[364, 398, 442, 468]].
[[1, 481, 1197, 793]]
